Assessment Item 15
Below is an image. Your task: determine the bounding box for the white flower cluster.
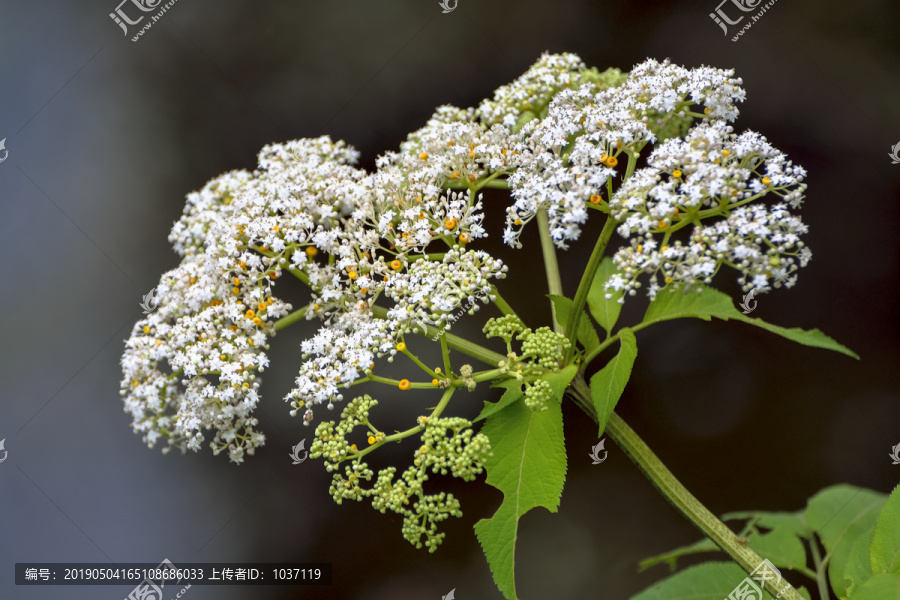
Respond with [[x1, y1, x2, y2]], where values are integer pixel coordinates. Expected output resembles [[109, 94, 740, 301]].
[[504, 57, 747, 249], [122, 52, 808, 463], [383, 247, 507, 326], [121, 251, 289, 464], [122, 129, 509, 460], [606, 122, 809, 298], [288, 309, 394, 416], [476, 52, 589, 128]]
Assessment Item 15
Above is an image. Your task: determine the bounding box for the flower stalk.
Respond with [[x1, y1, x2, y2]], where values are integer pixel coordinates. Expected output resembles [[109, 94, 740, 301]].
[[567, 375, 803, 600]]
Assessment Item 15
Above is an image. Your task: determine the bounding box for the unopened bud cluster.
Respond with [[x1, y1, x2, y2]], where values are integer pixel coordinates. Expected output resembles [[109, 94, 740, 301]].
[[309, 395, 491, 551], [485, 316, 571, 411]]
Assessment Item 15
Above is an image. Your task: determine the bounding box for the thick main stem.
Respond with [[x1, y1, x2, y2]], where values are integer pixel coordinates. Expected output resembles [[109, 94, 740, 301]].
[[568, 376, 802, 600]]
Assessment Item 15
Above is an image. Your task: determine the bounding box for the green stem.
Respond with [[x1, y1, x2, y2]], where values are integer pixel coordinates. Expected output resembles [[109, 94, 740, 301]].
[[567, 376, 803, 600], [352, 387, 457, 460], [370, 305, 505, 367], [399, 346, 440, 378], [563, 216, 618, 361], [274, 305, 309, 331], [536, 210, 564, 334], [409, 253, 448, 262], [440, 333, 452, 378], [365, 374, 434, 389], [810, 536, 831, 600], [471, 368, 503, 384], [445, 177, 509, 190], [441, 331, 504, 367]]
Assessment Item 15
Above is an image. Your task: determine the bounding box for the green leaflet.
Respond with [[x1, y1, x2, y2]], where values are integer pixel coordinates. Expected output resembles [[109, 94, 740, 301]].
[[642, 285, 858, 359], [806, 485, 887, 552], [723, 510, 811, 539], [805, 484, 887, 597], [632, 560, 812, 600], [589, 328, 637, 437], [639, 516, 806, 575], [632, 561, 777, 600], [638, 538, 719, 573], [846, 573, 900, 599], [637, 485, 900, 600], [871, 484, 900, 574], [475, 379, 524, 423], [586, 257, 623, 335], [474, 369, 570, 600], [840, 525, 875, 598], [541, 365, 578, 401], [746, 528, 807, 572], [549, 294, 600, 354]]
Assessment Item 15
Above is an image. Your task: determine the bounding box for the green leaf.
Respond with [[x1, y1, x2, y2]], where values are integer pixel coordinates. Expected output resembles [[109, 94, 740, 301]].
[[589, 329, 637, 437], [638, 538, 719, 573], [642, 285, 859, 359], [805, 484, 887, 597], [747, 528, 807, 572], [871, 484, 900, 574], [807, 485, 887, 552], [846, 573, 900, 600], [549, 294, 600, 354], [587, 257, 623, 335], [639, 514, 807, 577], [632, 561, 777, 600], [474, 386, 568, 600], [541, 364, 578, 402], [475, 379, 524, 423], [839, 525, 875, 599], [723, 510, 811, 538]]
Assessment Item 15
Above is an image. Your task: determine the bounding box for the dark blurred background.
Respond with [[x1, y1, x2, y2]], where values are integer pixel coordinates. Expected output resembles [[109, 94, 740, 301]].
[[1, 0, 899, 598]]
